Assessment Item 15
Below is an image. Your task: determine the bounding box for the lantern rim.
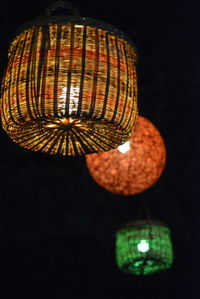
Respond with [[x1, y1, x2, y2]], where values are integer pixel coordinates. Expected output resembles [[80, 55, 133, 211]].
[[119, 219, 170, 230], [10, 15, 137, 53], [2, 116, 133, 156], [121, 256, 172, 275]]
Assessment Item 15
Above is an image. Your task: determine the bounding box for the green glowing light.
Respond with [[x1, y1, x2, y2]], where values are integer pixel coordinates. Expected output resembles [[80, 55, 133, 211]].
[[115, 221, 173, 275], [137, 240, 149, 252]]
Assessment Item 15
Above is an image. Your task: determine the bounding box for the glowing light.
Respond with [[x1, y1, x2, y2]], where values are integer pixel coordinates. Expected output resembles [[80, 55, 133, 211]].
[[59, 86, 79, 115], [115, 222, 173, 275], [86, 116, 166, 195], [1, 22, 137, 156], [137, 240, 149, 253], [118, 141, 130, 153]]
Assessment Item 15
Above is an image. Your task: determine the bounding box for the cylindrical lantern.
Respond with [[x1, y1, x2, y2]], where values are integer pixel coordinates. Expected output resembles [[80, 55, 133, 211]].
[[86, 116, 166, 195], [115, 220, 173, 275], [1, 11, 137, 155]]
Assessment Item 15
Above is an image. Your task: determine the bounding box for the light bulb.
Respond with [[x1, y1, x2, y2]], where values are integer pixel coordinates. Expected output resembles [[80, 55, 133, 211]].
[[137, 240, 149, 253], [59, 86, 80, 115], [118, 141, 130, 154]]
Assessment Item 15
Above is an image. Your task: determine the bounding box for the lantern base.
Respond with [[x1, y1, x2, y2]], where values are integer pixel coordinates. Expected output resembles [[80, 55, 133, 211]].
[[124, 258, 166, 275], [4, 116, 130, 155]]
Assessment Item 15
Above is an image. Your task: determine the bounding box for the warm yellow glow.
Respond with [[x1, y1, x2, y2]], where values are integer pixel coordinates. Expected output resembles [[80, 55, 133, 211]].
[[45, 118, 86, 129], [118, 141, 130, 153], [1, 23, 138, 156], [59, 86, 80, 115]]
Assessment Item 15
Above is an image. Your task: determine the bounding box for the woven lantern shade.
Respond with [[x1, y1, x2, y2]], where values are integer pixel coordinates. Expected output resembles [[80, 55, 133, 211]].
[[115, 220, 173, 275], [86, 116, 166, 195], [1, 5, 138, 155]]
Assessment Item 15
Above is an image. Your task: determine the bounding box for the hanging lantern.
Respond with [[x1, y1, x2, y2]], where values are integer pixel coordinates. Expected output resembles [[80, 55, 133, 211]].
[[1, 2, 138, 155], [115, 220, 173, 275], [86, 116, 166, 195]]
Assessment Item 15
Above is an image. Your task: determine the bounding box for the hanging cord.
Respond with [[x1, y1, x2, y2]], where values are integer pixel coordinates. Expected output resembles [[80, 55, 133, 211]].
[[136, 204, 152, 224], [45, 1, 81, 17]]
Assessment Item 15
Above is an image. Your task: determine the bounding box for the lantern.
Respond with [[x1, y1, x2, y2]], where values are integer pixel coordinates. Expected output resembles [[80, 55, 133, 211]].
[[1, 4, 138, 155], [115, 220, 173, 275], [86, 116, 166, 195]]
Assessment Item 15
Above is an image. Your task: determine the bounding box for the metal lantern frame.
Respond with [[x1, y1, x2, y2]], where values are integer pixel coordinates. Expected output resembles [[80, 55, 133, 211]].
[[115, 220, 173, 275]]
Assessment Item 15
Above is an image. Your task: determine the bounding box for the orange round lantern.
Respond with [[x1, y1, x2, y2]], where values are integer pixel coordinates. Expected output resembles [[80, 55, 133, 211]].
[[86, 116, 166, 195]]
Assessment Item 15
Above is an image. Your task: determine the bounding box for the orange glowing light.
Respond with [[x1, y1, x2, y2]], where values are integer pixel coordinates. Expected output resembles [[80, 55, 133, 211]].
[[86, 116, 166, 195]]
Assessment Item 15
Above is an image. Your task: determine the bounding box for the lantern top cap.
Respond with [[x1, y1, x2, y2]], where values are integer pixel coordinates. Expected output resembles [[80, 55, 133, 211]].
[[11, 14, 136, 51], [119, 219, 170, 230], [45, 1, 81, 17]]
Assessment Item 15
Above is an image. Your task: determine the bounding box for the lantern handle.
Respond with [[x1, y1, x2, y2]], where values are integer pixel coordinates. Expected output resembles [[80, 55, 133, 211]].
[[136, 205, 152, 224], [45, 1, 81, 17]]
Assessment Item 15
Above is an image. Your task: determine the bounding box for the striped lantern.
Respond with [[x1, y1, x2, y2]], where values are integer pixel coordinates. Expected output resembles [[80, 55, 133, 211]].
[[1, 15, 138, 155]]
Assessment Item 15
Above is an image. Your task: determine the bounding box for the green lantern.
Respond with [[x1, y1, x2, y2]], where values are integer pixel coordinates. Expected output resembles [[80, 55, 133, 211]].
[[115, 220, 173, 275]]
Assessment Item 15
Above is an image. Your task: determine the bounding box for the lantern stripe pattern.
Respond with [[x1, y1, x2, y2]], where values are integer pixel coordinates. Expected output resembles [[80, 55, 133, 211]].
[[1, 21, 137, 155], [116, 221, 173, 275]]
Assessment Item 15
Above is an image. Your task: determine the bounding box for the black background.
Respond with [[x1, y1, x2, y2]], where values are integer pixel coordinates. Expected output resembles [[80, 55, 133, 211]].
[[0, 0, 199, 297]]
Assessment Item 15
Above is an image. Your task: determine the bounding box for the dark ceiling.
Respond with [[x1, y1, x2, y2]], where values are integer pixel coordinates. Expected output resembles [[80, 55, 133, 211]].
[[0, 0, 199, 297]]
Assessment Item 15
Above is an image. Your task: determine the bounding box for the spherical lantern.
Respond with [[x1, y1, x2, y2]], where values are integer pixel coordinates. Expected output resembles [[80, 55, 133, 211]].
[[1, 4, 138, 155], [86, 116, 166, 195], [115, 220, 173, 275]]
